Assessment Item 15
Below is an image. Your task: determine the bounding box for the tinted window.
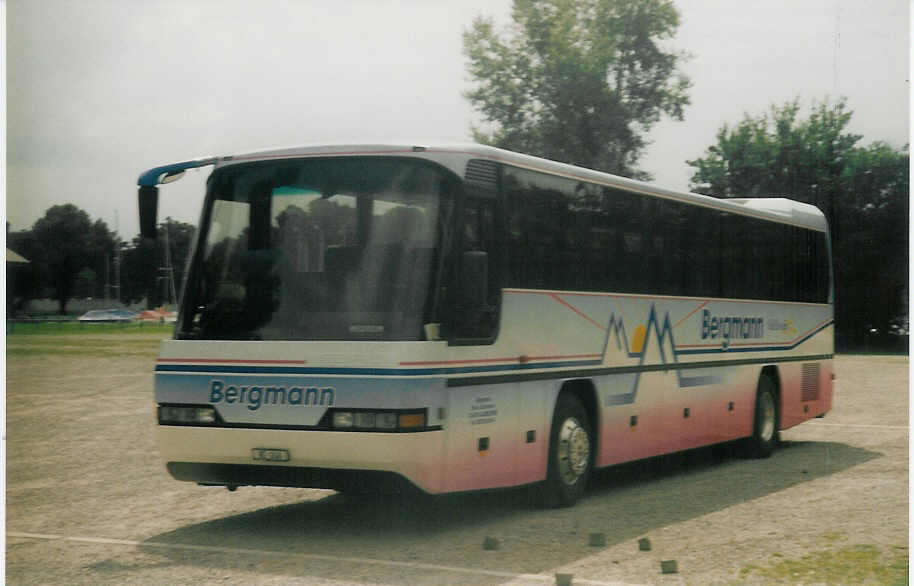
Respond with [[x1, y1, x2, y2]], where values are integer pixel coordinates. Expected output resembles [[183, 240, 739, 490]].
[[503, 165, 829, 303]]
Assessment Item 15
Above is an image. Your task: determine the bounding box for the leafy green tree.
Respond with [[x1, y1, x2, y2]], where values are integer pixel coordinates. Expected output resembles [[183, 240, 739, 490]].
[[9, 207, 118, 314], [687, 98, 908, 348], [838, 141, 909, 344], [687, 98, 860, 208], [159, 217, 196, 303], [31, 204, 95, 314], [464, 0, 690, 178], [86, 218, 116, 298], [120, 236, 156, 305], [74, 267, 98, 299]]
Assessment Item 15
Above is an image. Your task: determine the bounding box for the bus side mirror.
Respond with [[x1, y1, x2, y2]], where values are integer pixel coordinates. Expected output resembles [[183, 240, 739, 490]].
[[461, 251, 489, 310], [139, 185, 159, 239], [455, 250, 496, 341]]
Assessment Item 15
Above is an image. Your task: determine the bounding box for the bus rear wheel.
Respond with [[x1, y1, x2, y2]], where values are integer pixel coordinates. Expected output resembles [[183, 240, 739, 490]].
[[748, 375, 779, 458], [539, 394, 592, 508]]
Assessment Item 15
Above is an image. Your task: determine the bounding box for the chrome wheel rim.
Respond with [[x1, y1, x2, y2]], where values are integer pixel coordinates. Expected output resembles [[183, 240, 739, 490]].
[[759, 392, 776, 443], [558, 417, 590, 486]]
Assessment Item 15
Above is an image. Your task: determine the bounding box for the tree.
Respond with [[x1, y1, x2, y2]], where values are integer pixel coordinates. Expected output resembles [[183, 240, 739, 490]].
[[464, 0, 690, 178], [74, 267, 99, 299], [838, 141, 909, 345], [120, 236, 157, 305], [687, 98, 860, 209], [120, 218, 196, 308], [31, 204, 95, 314], [86, 219, 116, 298], [9, 208, 118, 314], [687, 98, 909, 349]]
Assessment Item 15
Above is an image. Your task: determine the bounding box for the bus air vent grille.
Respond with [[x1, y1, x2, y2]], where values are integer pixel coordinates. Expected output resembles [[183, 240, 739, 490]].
[[801, 363, 820, 402], [465, 159, 499, 197]]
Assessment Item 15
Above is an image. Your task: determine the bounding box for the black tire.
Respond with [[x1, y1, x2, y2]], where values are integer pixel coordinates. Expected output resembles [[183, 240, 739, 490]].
[[539, 394, 593, 508], [748, 375, 779, 458]]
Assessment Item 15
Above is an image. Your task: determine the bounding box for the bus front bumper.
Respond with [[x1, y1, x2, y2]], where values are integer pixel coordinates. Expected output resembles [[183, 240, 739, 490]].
[[156, 425, 446, 494]]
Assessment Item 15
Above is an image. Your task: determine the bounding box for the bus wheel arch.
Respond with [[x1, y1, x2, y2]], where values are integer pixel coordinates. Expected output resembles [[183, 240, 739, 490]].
[[539, 379, 598, 507], [748, 367, 781, 458], [558, 379, 599, 446]]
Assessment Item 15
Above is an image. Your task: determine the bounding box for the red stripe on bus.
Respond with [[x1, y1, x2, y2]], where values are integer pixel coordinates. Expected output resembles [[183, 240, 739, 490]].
[[549, 293, 608, 331], [156, 358, 306, 365]]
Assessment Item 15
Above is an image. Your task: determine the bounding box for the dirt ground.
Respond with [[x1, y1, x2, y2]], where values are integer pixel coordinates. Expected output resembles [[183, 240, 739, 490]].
[[5, 332, 909, 585]]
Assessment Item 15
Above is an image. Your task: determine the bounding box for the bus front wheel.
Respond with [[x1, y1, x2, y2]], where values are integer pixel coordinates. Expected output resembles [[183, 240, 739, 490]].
[[748, 376, 779, 458], [540, 394, 592, 508]]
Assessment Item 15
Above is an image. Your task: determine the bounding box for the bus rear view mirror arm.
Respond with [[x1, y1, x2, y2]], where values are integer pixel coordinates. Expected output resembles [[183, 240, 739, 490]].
[[137, 157, 218, 239], [138, 185, 159, 239]]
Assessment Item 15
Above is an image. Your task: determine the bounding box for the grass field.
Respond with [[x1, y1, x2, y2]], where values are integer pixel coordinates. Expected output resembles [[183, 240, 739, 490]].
[[6, 320, 174, 336], [6, 323, 172, 358]]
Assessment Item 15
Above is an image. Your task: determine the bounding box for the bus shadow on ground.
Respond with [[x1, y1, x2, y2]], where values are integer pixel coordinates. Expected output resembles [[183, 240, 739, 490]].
[[135, 439, 878, 582]]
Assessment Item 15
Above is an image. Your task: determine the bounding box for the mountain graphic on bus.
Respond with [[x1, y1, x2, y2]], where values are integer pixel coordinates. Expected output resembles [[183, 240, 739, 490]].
[[603, 304, 722, 406]]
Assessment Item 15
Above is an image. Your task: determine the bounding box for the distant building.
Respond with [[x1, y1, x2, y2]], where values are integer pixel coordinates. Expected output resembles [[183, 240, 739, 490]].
[[7, 249, 28, 264], [7, 248, 30, 315]]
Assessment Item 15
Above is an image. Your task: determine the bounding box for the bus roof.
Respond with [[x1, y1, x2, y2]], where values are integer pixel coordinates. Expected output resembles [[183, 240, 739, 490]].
[[210, 142, 829, 232]]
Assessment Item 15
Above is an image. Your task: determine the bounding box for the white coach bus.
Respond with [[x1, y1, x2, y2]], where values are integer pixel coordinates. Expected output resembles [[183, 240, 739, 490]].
[[139, 143, 833, 506]]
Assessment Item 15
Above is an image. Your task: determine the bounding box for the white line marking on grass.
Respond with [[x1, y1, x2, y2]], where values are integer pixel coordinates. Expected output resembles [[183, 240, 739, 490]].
[[807, 422, 908, 430], [7, 531, 642, 586]]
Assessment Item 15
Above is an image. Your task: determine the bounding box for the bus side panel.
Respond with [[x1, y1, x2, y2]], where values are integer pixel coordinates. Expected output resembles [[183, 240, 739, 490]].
[[443, 383, 519, 492], [596, 371, 673, 467], [596, 365, 759, 468], [687, 365, 759, 447], [710, 366, 759, 442], [516, 382, 550, 486], [443, 380, 553, 493]]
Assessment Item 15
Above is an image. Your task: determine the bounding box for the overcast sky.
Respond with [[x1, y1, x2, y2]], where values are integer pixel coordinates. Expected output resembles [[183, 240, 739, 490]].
[[5, 0, 909, 240]]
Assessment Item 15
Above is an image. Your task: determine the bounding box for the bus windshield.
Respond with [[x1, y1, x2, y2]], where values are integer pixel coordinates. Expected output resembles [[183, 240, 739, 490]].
[[178, 157, 453, 341]]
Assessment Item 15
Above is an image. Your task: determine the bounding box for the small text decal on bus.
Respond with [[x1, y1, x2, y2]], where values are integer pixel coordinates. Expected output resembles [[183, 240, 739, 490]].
[[209, 380, 335, 411], [701, 309, 764, 349]]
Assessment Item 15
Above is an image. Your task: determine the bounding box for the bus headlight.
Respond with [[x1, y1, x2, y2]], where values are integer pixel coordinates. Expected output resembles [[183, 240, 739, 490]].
[[159, 405, 217, 425], [332, 412, 354, 428], [354, 412, 376, 428], [327, 409, 427, 431], [376, 413, 398, 429]]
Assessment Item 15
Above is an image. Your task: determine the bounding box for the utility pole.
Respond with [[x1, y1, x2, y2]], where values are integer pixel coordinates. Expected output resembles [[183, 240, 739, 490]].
[[114, 210, 122, 304], [114, 246, 121, 304], [163, 221, 177, 307]]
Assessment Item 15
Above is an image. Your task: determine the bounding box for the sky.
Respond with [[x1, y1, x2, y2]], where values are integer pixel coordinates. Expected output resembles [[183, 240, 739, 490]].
[[4, 0, 910, 241]]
